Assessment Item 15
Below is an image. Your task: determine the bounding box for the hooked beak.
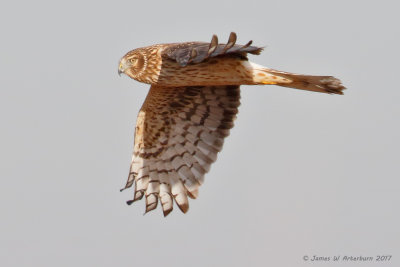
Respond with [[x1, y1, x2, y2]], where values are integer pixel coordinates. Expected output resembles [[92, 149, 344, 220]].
[[118, 62, 123, 76]]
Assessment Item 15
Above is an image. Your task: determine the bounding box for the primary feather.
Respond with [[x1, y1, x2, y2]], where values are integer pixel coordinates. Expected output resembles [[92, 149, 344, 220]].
[[118, 32, 345, 216]]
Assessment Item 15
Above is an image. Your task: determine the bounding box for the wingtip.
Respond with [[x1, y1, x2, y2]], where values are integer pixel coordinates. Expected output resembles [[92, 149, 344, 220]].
[[242, 40, 253, 48], [126, 191, 142, 205], [207, 34, 219, 56], [163, 208, 173, 217], [223, 32, 237, 52], [177, 203, 189, 214], [144, 193, 159, 213], [211, 34, 218, 43], [187, 189, 199, 199]]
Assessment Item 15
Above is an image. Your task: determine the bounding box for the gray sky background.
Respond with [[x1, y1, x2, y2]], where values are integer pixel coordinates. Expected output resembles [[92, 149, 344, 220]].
[[1, 0, 399, 266]]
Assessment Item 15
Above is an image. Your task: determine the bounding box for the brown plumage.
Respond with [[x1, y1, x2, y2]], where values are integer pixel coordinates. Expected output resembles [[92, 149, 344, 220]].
[[118, 32, 345, 216]]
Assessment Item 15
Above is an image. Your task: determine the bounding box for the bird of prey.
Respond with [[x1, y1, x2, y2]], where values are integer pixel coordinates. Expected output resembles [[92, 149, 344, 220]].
[[118, 32, 345, 216]]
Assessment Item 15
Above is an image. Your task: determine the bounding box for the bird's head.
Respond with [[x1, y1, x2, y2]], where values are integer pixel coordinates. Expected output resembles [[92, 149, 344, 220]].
[[118, 49, 147, 81]]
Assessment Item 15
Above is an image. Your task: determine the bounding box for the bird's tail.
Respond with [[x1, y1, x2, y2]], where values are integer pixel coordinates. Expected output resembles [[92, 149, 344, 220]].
[[247, 62, 346, 95]]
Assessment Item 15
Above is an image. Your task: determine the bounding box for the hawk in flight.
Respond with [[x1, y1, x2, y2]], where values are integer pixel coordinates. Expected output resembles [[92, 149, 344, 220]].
[[118, 32, 345, 216]]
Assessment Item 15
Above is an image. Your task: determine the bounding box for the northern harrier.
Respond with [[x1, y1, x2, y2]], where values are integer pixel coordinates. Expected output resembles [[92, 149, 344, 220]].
[[118, 32, 345, 216]]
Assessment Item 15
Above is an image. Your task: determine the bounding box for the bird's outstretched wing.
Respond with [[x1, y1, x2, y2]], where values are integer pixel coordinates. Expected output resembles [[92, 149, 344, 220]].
[[121, 85, 240, 216], [163, 32, 263, 66]]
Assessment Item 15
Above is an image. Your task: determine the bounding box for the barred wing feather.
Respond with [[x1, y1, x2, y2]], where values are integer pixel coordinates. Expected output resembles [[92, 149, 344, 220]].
[[121, 85, 240, 216], [163, 32, 263, 66]]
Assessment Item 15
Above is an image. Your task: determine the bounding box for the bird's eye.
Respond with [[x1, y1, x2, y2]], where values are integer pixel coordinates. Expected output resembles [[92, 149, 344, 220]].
[[129, 58, 137, 63]]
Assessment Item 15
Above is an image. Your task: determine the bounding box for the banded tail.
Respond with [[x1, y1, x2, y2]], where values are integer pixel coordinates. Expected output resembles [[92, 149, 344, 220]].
[[246, 62, 346, 95]]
